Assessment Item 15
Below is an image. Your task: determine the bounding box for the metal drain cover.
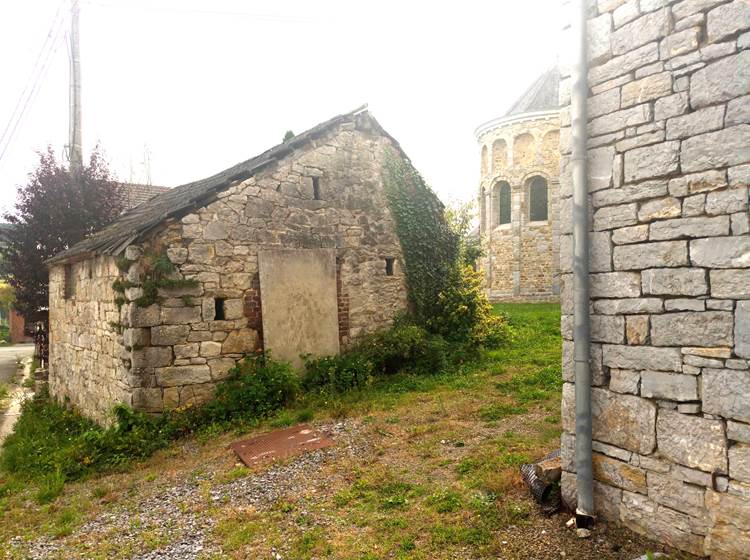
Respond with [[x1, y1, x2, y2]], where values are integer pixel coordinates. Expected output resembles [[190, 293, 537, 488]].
[[230, 424, 334, 466]]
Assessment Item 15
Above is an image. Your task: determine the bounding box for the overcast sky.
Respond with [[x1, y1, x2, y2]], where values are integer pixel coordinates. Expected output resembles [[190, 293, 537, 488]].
[[0, 0, 562, 215]]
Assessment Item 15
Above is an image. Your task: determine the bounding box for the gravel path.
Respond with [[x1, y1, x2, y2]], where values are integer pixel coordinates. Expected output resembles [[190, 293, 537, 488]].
[[9, 421, 368, 560]]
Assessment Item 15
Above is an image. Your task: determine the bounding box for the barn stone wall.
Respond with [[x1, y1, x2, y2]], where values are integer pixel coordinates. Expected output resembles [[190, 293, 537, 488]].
[[49, 120, 408, 421], [478, 115, 561, 301], [49, 257, 129, 420], [559, 1, 750, 557]]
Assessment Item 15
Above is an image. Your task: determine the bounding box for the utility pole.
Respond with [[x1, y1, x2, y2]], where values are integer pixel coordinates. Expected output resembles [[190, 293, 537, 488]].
[[68, 0, 82, 175]]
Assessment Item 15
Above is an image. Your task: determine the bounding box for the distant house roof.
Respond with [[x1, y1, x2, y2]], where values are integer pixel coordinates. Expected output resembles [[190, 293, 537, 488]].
[[474, 67, 561, 139], [122, 183, 171, 211], [48, 105, 399, 265], [503, 67, 560, 118]]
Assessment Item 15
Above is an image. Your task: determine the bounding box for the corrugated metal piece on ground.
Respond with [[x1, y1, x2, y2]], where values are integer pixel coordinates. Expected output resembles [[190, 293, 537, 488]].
[[230, 424, 334, 467]]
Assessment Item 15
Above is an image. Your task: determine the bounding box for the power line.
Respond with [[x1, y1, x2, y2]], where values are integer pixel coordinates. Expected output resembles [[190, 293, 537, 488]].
[[0, 0, 69, 168]]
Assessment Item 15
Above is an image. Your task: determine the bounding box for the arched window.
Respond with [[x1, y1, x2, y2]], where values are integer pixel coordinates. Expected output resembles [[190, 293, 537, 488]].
[[479, 187, 487, 233], [492, 139, 507, 174], [529, 176, 548, 222], [492, 181, 511, 226]]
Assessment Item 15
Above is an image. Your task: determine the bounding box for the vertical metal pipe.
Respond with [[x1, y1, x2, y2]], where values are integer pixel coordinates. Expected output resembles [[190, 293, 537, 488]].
[[570, 0, 594, 522]]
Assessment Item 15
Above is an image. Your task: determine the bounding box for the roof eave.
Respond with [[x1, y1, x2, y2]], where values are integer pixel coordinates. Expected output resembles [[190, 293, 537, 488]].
[[474, 109, 560, 141]]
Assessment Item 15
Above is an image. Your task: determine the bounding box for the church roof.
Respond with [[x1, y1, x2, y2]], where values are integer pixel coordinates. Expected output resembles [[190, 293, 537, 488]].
[[47, 106, 400, 265], [503, 67, 560, 118]]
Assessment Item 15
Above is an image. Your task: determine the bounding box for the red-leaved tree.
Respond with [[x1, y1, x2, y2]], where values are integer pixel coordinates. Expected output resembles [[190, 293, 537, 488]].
[[1, 146, 125, 322]]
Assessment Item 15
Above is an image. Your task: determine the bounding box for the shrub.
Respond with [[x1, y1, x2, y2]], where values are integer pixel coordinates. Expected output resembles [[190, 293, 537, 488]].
[[302, 352, 373, 393], [427, 265, 513, 347], [201, 353, 298, 423]]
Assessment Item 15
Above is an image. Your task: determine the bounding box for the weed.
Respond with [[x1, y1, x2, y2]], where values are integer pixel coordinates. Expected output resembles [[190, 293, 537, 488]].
[[478, 402, 527, 421], [427, 489, 462, 513], [35, 470, 65, 504]]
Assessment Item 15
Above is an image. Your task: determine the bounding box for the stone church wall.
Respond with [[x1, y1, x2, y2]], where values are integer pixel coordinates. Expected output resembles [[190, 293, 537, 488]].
[[559, 1, 750, 557], [49, 121, 408, 421], [478, 116, 561, 300]]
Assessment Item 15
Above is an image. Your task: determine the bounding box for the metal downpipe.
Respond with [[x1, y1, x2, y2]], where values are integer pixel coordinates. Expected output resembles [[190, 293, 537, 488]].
[[570, 0, 595, 525]]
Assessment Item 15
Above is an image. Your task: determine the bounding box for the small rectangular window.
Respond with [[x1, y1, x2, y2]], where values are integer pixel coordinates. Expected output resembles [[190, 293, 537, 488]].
[[64, 264, 75, 299], [385, 257, 395, 276], [214, 297, 226, 320], [312, 176, 321, 200]]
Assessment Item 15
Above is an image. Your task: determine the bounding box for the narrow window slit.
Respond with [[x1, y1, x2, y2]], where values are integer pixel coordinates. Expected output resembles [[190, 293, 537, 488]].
[[385, 257, 395, 276], [312, 176, 321, 200], [214, 297, 226, 320]]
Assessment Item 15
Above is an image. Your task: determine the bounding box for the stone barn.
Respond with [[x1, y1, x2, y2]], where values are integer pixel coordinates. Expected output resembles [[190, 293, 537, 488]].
[[475, 67, 561, 301], [46, 107, 412, 421]]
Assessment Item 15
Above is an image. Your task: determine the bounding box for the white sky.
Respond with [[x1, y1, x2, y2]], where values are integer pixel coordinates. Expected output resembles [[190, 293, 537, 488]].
[[0, 0, 562, 215]]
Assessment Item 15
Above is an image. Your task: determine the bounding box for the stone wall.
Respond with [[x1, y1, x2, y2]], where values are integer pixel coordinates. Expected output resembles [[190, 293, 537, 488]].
[[559, 1, 750, 557], [49, 257, 129, 422], [49, 119, 408, 419], [478, 115, 561, 301]]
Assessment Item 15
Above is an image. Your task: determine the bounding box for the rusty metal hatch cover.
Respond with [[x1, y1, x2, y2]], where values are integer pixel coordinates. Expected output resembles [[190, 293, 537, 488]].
[[230, 424, 334, 467]]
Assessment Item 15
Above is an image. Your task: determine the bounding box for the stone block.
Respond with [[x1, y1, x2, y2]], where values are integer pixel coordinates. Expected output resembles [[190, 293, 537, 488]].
[[681, 125, 750, 173], [651, 311, 733, 347], [614, 241, 689, 270], [657, 409, 727, 473], [666, 105, 725, 140], [613, 0, 639, 28], [562, 341, 607, 385], [668, 169, 727, 196], [610, 369, 641, 394], [726, 358, 749, 369], [588, 145, 616, 190], [647, 471, 706, 517], [222, 328, 259, 354], [593, 180, 667, 208], [591, 387, 657, 453], [187, 243, 215, 264], [660, 27, 701, 59], [589, 42, 659, 86], [611, 9, 670, 56], [208, 357, 236, 380], [728, 421, 750, 444], [222, 299, 245, 320], [173, 343, 199, 359], [123, 327, 149, 347], [691, 237, 750, 268], [588, 88, 620, 119], [621, 72, 672, 107], [637, 197, 681, 222], [681, 193, 705, 217], [626, 315, 649, 345], [592, 452, 647, 493], [704, 490, 750, 560], [603, 344, 682, 372], [132, 388, 163, 413], [732, 212, 749, 235], [703, 367, 750, 422], [642, 267, 706, 295], [590, 272, 641, 297], [593, 439, 633, 462], [131, 346, 172, 369], [612, 224, 649, 245], [641, 370, 698, 401], [591, 315, 625, 344], [589, 104, 652, 137], [705, 187, 748, 216], [726, 94, 750, 128], [594, 203, 638, 231], [594, 297, 663, 315], [200, 340, 222, 357], [620, 490, 705, 556], [737, 301, 750, 358], [151, 325, 189, 346], [128, 304, 161, 328], [654, 92, 689, 121], [665, 298, 705, 311], [155, 365, 212, 387], [624, 141, 680, 182], [707, 0, 750, 42], [166, 247, 188, 264], [203, 220, 229, 240], [650, 215, 730, 240], [160, 306, 202, 325], [711, 269, 750, 299], [683, 346, 732, 358], [730, 444, 750, 483]]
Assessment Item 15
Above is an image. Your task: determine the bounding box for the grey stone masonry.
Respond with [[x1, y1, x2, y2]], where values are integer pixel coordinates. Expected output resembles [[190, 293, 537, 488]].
[[559, 1, 750, 557]]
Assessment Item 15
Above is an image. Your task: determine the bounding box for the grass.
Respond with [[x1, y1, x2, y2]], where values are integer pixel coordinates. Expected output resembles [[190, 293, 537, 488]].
[[4, 303, 659, 559]]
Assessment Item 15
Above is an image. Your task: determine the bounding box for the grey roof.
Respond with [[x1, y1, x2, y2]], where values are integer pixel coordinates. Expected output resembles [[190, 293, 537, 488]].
[[122, 183, 171, 211], [47, 105, 394, 265], [503, 67, 560, 118]]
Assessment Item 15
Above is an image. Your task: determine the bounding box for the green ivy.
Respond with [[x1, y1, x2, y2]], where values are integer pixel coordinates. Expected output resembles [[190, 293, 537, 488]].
[[113, 249, 199, 308], [382, 150, 460, 326]]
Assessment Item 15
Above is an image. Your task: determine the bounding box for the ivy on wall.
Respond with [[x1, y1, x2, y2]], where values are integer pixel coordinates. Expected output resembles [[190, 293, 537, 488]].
[[382, 150, 460, 326], [113, 250, 198, 308]]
